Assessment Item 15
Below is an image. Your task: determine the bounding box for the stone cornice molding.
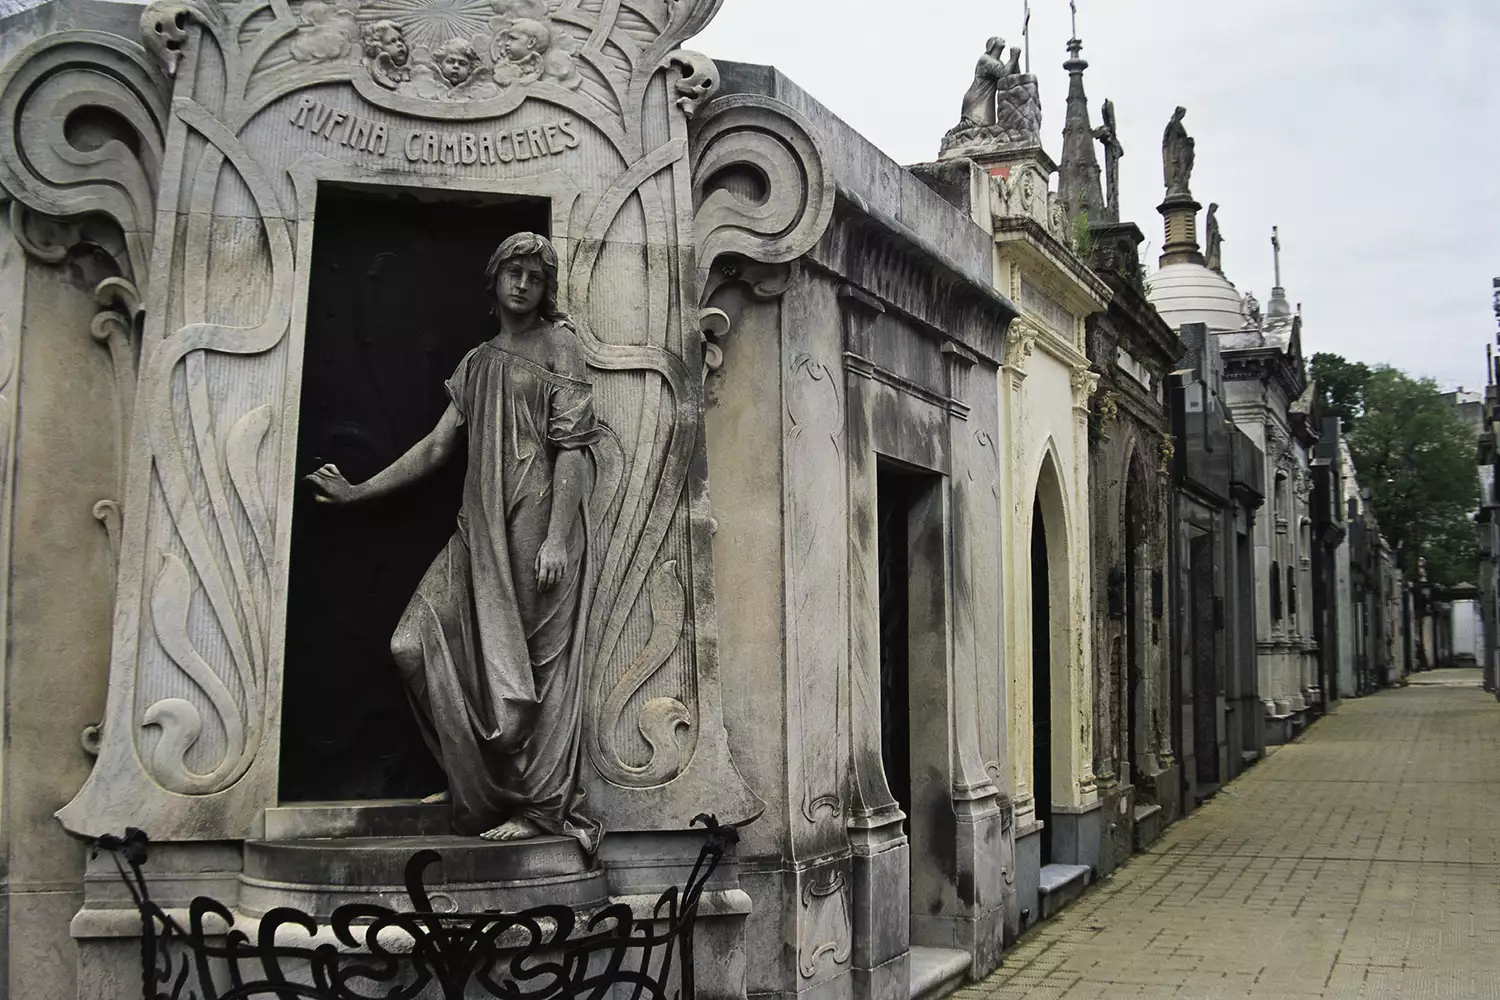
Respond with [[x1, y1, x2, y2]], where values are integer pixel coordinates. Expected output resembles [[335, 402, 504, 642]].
[[811, 184, 1016, 367], [994, 215, 1113, 315], [1098, 269, 1181, 370]]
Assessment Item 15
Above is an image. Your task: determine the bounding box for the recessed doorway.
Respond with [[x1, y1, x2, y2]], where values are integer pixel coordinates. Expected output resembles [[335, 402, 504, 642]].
[[1031, 497, 1055, 866], [279, 186, 550, 802]]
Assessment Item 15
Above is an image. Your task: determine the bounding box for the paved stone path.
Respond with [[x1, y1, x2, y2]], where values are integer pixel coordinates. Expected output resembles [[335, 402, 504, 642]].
[[962, 668, 1500, 999]]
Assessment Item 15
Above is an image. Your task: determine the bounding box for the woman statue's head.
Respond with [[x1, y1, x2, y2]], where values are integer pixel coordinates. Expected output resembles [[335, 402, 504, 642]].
[[484, 232, 567, 324]]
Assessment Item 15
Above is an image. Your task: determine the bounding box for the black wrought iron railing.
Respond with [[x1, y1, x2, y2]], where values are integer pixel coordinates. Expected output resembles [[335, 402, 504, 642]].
[[95, 814, 737, 1000]]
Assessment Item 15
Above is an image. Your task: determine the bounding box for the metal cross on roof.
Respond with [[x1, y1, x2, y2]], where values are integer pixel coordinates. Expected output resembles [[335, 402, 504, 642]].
[[1023, 0, 1032, 73], [1070, 0, 1079, 39]]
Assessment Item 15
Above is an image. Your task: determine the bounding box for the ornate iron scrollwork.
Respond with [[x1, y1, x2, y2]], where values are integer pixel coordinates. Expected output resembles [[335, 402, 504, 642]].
[[95, 816, 737, 1000]]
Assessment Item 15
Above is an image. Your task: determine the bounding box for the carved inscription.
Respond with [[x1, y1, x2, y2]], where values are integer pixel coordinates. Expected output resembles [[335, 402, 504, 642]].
[[401, 120, 579, 165], [288, 97, 581, 166], [291, 98, 389, 154]]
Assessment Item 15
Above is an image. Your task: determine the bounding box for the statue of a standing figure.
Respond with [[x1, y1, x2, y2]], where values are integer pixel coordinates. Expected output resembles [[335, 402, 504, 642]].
[[1162, 105, 1195, 197], [306, 232, 602, 850], [1205, 202, 1224, 272], [959, 36, 1022, 127], [1093, 98, 1124, 223]]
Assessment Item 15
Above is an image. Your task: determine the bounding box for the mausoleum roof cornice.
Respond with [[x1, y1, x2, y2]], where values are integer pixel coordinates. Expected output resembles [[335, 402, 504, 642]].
[[993, 215, 1111, 315], [1100, 271, 1181, 370], [811, 184, 1019, 366]]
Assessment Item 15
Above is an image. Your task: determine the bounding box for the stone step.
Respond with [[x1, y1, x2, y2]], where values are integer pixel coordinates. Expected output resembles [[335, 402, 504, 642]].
[[263, 800, 452, 840], [1038, 863, 1091, 921], [1133, 802, 1165, 851], [908, 946, 970, 1000]]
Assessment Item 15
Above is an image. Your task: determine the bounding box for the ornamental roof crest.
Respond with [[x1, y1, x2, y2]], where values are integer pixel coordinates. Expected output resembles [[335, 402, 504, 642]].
[[143, 0, 724, 126]]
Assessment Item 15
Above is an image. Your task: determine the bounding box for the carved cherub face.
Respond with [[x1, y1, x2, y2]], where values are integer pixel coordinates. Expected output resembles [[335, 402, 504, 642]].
[[496, 256, 547, 317], [437, 47, 475, 84], [501, 19, 548, 60], [365, 22, 408, 65]]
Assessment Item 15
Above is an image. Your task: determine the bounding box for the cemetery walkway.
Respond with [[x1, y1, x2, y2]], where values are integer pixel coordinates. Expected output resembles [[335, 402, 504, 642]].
[[961, 668, 1500, 999]]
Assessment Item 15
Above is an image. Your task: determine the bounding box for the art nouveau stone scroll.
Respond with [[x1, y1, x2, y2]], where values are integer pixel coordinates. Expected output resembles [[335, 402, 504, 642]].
[[0, 0, 832, 842]]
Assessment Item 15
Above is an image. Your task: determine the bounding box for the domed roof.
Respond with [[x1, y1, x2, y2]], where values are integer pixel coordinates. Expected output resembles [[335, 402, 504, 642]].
[[1148, 261, 1246, 332]]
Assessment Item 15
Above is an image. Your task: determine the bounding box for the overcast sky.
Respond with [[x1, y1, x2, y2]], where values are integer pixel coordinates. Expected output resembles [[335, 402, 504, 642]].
[[694, 0, 1500, 392]]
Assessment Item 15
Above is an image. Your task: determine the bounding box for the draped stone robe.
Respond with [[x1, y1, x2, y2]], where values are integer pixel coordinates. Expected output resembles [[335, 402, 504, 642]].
[[391, 332, 602, 850]]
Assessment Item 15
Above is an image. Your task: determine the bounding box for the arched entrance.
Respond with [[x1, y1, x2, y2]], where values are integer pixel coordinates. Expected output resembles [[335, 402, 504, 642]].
[[1029, 452, 1070, 865], [1031, 496, 1053, 864]]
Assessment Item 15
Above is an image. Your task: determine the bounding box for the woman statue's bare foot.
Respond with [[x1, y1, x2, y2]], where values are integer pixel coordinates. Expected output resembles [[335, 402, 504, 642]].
[[479, 817, 542, 842], [420, 790, 450, 805]]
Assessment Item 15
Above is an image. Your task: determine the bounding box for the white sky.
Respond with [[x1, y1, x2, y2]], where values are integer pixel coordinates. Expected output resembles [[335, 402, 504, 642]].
[[694, 0, 1500, 392]]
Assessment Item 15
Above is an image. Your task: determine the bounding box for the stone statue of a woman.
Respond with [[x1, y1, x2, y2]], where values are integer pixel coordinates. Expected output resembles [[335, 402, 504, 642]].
[[959, 36, 1012, 128], [1162, 105, 1195, 197], [306, 232, 602, 850]]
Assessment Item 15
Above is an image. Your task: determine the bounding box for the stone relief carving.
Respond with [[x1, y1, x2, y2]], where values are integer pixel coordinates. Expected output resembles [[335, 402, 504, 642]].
[[1004, 320, 1038, 373], [290, 0, 361, 62], [989, 172, 1010, 216], [1071, 365, 1102, 408], [0, 0, 831, 840], [787, 351, 845, 824], [1047, 191, 1066, 241], [798, 869, 853, 978]]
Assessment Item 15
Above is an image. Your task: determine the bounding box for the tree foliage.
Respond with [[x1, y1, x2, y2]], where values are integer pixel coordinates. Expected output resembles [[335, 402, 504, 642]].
[[1310, 353, 1372, 433], [1313, 353, 1481, 587]]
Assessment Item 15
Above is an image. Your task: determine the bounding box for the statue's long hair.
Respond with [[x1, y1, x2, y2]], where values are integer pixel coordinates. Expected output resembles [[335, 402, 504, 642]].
[[484, 232, 572, 326]]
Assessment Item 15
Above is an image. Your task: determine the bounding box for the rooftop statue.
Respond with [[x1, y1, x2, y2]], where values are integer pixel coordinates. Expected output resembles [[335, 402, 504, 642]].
[[1162, 106, 1195, 198], [1093, 98, 1125, 224], [942, 33, 1040, 155], [1205, 202, 1224, 272], [959, 36, 1023, 128]]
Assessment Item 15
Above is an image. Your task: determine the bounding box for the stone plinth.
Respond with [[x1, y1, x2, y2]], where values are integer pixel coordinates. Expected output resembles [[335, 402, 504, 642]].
[[1157, 191, 1205, 267], [241, 836, 602, 917], [940, 75, 1043, 163]]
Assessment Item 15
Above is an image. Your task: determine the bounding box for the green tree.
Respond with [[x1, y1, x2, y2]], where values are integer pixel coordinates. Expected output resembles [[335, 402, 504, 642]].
[[1342, 366, 1480, 587], [1310, 353, 1372, 433]]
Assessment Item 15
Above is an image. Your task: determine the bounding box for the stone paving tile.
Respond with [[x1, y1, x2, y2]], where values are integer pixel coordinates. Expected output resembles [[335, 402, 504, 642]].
[[958, 668, 1500, 999]]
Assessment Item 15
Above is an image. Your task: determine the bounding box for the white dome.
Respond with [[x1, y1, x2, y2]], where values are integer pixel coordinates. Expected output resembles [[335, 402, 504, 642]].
[[1148, 262, 1246, 332]]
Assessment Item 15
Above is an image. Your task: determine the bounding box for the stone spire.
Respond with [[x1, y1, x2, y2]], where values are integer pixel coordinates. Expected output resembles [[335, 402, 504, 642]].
[[1267, 226, 1293, 323], [1057, 35, 1104, 224]]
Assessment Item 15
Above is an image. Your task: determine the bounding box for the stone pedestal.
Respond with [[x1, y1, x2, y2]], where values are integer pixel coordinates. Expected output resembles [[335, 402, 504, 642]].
[[242, 835, 603, 917], [1157, 192, 1205, 268]]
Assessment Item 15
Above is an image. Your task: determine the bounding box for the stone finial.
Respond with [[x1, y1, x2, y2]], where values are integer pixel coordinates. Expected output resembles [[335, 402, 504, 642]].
[[1057, 36, 1104, 224], [1267, 226, 1293, 323]]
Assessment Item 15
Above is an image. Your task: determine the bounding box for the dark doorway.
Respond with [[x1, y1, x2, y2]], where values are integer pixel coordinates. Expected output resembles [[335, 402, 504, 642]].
[[877, 470, 914, 822], [1031, 498, 1054, 866], [1190, 533, 1220, 789], [1125, 504, 1141, 784], [279, 186, 550, 802]]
